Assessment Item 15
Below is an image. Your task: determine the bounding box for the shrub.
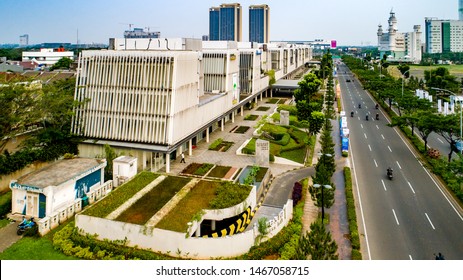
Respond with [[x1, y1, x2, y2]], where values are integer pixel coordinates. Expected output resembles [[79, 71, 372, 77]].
[[208, 138, 223, 150], [277, 105, 298, 116], [209, 182, 252, 209], [193, 163, 214, 176], [0, 191, 12, 218], [292, 182, 303, 206]]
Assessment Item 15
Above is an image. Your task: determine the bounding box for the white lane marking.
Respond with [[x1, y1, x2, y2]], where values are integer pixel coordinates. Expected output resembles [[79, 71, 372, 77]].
[[392, 209, 400, 225], [364, 133, 367, 139], [396, 161, 402, 169], [350, 147, 372, 259], [408, 182, 416, 194], [409, 255, 413, 260], [381, 134, 385, 140], [368, 145, 372, 151], [388, 146, 392, 152], [361, 124, 364, 129], [381, 179, 387, 191], [374, 159, 378, 167], [425, 213, 436, 230], [437, 138, 444, 144], [376, 125, 379, 129], [358, 116, 360, 121]]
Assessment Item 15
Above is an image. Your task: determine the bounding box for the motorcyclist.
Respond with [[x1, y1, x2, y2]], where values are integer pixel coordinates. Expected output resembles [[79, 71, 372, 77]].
[[351, 111, 354, 117], [376, 113, 379, 120], [365, 115, 369, 121], [375, 104, 379, 109], [358, 103, 361, 109], [387, 167, 393, 176]]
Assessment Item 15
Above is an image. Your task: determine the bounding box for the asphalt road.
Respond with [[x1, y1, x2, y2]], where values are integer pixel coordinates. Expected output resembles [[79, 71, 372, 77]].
[[337, 62, 463, 260]]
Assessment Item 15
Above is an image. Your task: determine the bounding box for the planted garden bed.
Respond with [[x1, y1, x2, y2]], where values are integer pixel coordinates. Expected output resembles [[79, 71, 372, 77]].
[[208, 138, 234, 152], [181, 163, 214, 176], [207, 165, 232, 179], [256, 106, 270, 112], [234, 126, 250, 134], [266, 98, 280, 104], [244, 114, 259, 121], [83, 172, 159, 218], [156, 180, 252, 232], [115, 176, 191, 225]]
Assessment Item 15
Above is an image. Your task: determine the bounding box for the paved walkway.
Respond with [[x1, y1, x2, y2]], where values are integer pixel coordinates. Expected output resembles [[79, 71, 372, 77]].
[[0, 220, 21, 253]]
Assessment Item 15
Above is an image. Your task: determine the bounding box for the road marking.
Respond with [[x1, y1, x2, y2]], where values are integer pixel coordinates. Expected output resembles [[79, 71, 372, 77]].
[[408, 182, 416, 194], [364, 133, 367, 139], [396, 161, 402, 169], [361, 124, 363, 129], [392, 209, 400, 225], [376, 125, 379, 129], [368, 145, 372, 151], [381, 179, 387, 191], [388, 146, 392, 152], [358, 116, 360, 121], [374, 159, 378, 167], [381, 134, 385, 140], [425, 213, 436, 230], [437, 138, 444, 144], [409, 255, 413, 260]]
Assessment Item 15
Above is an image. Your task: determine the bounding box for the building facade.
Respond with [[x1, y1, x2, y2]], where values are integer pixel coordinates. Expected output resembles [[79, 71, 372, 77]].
[[377, 11, 422, 63], [19, 34, 29, 46], [249, 4, 270, 43], [425, 18, 463, 53], [209, 3, 242, 41], [460, 0, 463, 21], [72, 37, 311, 173], [22, 48, 74, 67], [124, 27, 161, 39]]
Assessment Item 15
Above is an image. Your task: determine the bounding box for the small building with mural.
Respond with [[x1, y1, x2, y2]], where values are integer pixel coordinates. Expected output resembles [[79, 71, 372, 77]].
[[9, 157, 106, 219]]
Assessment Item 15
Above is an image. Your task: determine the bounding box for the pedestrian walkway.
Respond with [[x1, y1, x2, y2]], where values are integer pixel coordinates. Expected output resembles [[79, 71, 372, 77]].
[[0, 221, 21, 253]]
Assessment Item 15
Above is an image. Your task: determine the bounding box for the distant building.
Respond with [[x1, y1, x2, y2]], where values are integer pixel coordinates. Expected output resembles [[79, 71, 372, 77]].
[[124, 28, 161, 39], [460, 0, 463, 21], [209, 3, 242, 41], [22, 48, 74, 67], [425, 18, 463, 53], [19, 34, 29, 46], [377, 10, 422, 63], [249, 4, 270, 43], [202, 35, 209, 41]]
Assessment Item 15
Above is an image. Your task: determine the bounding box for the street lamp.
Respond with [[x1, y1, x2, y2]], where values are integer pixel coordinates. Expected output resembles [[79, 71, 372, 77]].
[[313, 184, 332, 223], [401, 69, 410, 98]]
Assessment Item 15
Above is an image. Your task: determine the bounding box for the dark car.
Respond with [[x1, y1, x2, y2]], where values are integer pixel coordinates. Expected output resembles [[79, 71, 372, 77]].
[[346, 79, 351, 82]]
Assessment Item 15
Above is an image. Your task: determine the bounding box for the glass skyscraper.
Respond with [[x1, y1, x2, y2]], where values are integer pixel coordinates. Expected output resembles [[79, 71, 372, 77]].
[[249, 5, 270, 43], [208, 3, 242, 41]]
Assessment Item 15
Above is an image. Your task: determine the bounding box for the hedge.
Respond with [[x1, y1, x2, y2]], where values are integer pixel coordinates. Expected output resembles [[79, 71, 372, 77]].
[[344, 167, 362, 260], [0, 191, 12, 218]]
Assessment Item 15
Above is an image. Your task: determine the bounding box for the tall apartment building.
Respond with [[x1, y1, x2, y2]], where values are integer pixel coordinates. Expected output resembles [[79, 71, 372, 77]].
[[209, 3, 242, 41], [425, 18, 463, 53], [249, 4, 270, 43], [459, 0, 463, 20], [20, 34, 29, 46]]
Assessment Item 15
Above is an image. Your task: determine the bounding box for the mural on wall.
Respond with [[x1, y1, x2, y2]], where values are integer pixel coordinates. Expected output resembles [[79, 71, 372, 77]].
[[39, 193, 46, 218], [75, 170, 101, 199]]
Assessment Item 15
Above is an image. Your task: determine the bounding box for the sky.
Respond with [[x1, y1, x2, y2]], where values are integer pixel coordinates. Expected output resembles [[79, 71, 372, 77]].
[[0, 0, 459, 46]]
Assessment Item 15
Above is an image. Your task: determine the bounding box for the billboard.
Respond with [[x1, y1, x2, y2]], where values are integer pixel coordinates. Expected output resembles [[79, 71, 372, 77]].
[[331, 40, 337, 48]]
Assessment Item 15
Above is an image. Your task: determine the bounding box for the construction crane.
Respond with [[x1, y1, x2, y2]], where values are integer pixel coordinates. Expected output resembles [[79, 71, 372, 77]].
[[119, 23, 135, 31]]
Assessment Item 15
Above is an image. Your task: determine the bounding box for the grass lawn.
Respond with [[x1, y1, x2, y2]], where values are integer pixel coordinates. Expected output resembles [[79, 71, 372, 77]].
[[266, 98, 280, 104], [115, 176, 191, 225], [0, 237, 79, 260], [234, 126, 250, 134], [280, 148, 307, 163], [0, 219, 11, 229], [156, 180, 220, 232], [255, 106, 270, 112], [181, 163, 202, 174], [209, 141, 234, 152], [207, 165, 232, 178], [389, 65, 463, 79], [244, 114, 259, 121]]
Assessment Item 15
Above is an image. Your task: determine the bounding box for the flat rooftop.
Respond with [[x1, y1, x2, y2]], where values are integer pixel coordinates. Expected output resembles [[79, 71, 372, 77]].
[[17, 157, 105, 188]]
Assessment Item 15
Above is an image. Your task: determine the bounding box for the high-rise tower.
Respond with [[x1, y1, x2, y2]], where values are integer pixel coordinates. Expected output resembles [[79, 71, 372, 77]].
[[249, 4, 270, 43], [459, 0, 463, 20], [209, 3, 242, 41]]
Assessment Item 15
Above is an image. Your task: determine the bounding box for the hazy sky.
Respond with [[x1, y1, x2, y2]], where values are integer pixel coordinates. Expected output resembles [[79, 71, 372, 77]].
[[0, 0, 458, 46]]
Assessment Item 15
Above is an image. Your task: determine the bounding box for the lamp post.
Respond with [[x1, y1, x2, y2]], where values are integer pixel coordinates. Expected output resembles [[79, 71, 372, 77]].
[[313, 184, 332, 223], [401, 69, 410, 98]]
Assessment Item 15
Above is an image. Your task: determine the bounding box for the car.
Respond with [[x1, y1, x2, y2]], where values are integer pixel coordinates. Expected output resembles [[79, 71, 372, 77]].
[[346, 79, 351, 82]]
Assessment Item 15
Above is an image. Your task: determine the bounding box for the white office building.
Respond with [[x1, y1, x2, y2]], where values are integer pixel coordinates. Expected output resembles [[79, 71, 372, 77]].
[[72, 38, 312, 172], [425, 17, 463, 53], [22, 48, 74, 67]]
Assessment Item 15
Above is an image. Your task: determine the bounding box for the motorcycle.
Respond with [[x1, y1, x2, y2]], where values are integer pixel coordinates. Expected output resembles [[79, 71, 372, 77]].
[[17, 217, 36, 235], [375, 104, 379, 109], [358, 104, 361, 109], [365, 115, 369, 121], [351, 111, 354, 117], [376, 113, 379, 120], [387, 168, 393, 180]]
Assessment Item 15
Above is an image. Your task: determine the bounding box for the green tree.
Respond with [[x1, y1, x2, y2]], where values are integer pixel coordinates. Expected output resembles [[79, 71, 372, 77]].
[[308, 111, 325, 136], [397, 64, 410, 78], [425, 67, 460, 93], [103, 144, 119, 181], [310, 163, 335, 215], [416, 113, 440, 152], [434, 113, 460, 162], [295, 221, 338, 260], [50, 57, 74, 71]]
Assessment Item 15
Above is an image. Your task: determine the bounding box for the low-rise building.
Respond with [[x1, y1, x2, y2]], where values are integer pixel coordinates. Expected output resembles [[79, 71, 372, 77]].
[[22, 47, 74, 67]]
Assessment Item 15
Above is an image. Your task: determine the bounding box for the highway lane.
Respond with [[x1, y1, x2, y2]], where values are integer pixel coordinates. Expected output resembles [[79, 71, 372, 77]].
[[337, 62, 463, 260]]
